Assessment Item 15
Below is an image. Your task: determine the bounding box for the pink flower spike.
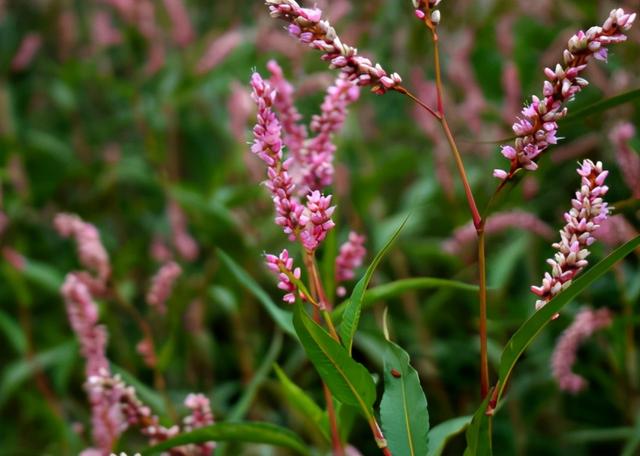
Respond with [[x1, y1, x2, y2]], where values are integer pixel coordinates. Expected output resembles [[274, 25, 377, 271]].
[[551, 307, 612, 393], [146, 261, 182, 314], [531, 160, 610, 311], [184, 393, 216, 454], [265, 250, 302, 304], [494, 9, 635, 180], [266, 0, 402, 94], [335, 232, 367, 296]]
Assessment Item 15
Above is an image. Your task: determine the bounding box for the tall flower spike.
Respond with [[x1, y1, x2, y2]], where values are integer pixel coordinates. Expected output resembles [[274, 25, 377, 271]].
[[265, 249, 302, 304], [531, 160, 610, 311], [493, 8, 636, 180], [551, 307, 612, 393], [266, 0, 402, 94], [251, 71, 305, 240], [303, 73, 360, 191]]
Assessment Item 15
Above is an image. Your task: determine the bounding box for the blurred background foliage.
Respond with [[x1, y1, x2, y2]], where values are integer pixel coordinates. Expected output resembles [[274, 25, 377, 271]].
[[1, 0, 639, 454]]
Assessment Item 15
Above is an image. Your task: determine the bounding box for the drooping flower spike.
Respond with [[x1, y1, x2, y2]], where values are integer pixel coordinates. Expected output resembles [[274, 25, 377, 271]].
[[265, 0, 402, 94], [494, 8, 636, 180], [265, 249, 303, 304], [531, 160, 610, 311], [551, 307, 612, 393]]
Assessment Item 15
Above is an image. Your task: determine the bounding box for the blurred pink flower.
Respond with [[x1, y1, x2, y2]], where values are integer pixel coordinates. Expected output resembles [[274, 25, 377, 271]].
[[335, 231, 366, 297], [54, 213, 111, 285], [168, 200, 199, 262], [2, 247, 25, 271], [136, 337, 157, 368], [551, 307, 612, 393], [146, 261, 182, 313], [11, 33, 42, 72], [593, 214, 638, 248], [196, 29, 243, 75], [228, 81, 255, 145], [609, 122, 640, 198], [150, 235, 173, 263], [93, 11, 123, 48], [183, 393, 216, 454], [163, 0, 195, 47]]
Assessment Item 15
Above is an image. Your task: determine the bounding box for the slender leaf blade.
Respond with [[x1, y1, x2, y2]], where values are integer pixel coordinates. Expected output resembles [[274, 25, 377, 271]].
[[142, 422, 310, 456], [293, 302, 376, 418], [217, 248, 295, 337], [339, 215, 409, 354], [428, 416, 472, 456], [564, 87, 640, 122], [380, 340, 429, 456], [333, 277, 477, 322], [273, 364, 330, 443]]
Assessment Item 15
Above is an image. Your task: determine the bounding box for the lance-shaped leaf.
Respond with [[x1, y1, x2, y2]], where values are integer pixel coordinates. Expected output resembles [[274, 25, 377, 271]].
[[339, 214, 409, 354], [142, 422, 310, 455], [293, 302, 376, 420], [380, 340, 429, 456], [428, 416, 472, 456], [273, 363, 330, 443], [217, 248, 295, 337], [464, 235, 640, 455]]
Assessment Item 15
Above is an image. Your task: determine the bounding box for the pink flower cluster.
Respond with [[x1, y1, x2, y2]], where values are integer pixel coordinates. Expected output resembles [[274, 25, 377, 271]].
[[55, 213, 111, 289], [183, 393, 216, 455], [551, 307, 612, 393], [493, 8, 636, 180], [335, 231, 366, 297], [265, 249, 302, 304], [61, 274, 119, 453], [304, 73, 359, 190], [146, 261, 182, 313], [168, 200, 199, 262], [609, 122, 640, 198], [531, 160, 610, 311], [250, 71, 336, 251], [266, 0, 402, 94]]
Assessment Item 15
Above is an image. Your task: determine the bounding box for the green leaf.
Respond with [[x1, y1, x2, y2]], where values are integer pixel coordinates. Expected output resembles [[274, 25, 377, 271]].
[[0, 310, 27, 355], [333, 277, 477, 322], [564, 87, 640, 122], [142, 422, 310, 456], [293, 301, 376, 419], [339, 214, 409, 354], [23, 258, 64, 294], [464, 234, 640, 455], [380, 340, 429, 456], [273, 364, 330, 443], [0, 341, 76, 408], [217, 249, 295, 337], [427, 416, 472, 456]]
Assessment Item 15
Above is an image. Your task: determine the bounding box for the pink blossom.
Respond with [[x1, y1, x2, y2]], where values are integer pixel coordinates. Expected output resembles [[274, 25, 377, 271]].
[[2, 247, 26, 271], [265, 250, 302, 304], [54, 213, 111, 285], [92, 11, 122, 48], [335, 231, 366, 297], [494, 9, 636, 180], [146, 261, 182, 314], [531, 160, 610, 311], [195, 29, 243, 75], [609, 122, 640, 198], [551, 307, 612, 393], [61, 274, 120, 452], [266, 0, 402, 94], [150, 235, 173, 263], [299, 191, 336, 251], [163, 0, 195, 47], [303, 73, 359, 190], [168, 200, 199, 262], [183, 393, 216, 455], [267, 60, 308, 162], [250, 71, 305, 240], [11, 33, 42, 72], [136, 338, 157, 368]]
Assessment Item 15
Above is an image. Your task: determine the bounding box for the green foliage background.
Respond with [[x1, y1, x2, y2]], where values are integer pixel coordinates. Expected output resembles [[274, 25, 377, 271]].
[[1, 0, 639, 454]]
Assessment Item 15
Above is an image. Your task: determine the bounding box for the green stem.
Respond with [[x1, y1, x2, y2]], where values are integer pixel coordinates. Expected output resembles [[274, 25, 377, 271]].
[[477, 226, 489, 398]]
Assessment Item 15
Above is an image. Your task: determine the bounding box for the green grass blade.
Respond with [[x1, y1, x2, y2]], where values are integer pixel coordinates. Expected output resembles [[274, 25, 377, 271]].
[[333, 277, 477, 322], [380, 340, 429, 456], [563, 87, 640, 122], [293, 301, 376, 419], [142, 422, 310, 455], [339, 214, 409, 354], [217, 248, 295, 337]]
